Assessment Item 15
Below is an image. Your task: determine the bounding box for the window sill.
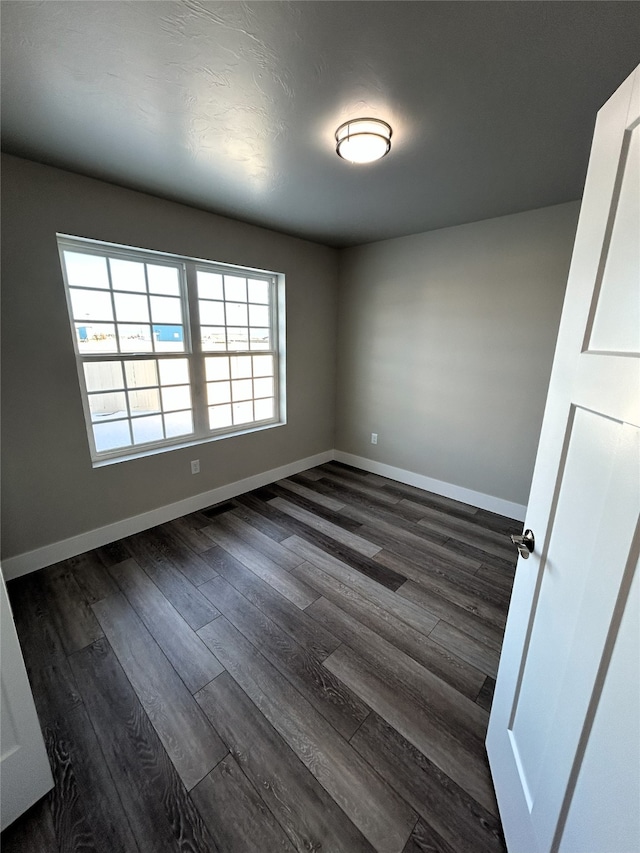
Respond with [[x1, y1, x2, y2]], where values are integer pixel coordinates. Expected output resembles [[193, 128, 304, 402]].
[[91, 419, 286, 467]]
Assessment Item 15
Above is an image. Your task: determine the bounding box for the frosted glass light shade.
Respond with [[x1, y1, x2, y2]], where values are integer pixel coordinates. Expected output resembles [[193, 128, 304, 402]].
[[335, 118, 392, 164]]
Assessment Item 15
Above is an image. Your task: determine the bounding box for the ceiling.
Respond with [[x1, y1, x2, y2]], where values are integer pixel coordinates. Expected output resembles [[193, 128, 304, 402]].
[[1, 2, 638, 248]]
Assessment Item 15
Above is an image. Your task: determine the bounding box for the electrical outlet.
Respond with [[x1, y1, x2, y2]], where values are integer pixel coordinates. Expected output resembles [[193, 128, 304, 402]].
[[371, 433, 378, 445], [191, 459, 200, 474]]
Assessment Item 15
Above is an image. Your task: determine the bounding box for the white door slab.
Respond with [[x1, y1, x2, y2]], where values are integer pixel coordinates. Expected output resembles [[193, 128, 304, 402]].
[[487, 64, 640, 853], [1, 572, 53, 830]]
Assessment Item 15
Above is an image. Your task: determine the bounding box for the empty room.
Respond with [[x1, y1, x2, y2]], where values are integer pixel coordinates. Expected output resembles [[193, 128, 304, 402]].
[[1, 2, 638, 852]]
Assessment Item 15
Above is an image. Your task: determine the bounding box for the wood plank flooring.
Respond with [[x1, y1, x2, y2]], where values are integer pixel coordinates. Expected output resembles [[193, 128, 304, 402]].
[[2, 461, 519, 853]]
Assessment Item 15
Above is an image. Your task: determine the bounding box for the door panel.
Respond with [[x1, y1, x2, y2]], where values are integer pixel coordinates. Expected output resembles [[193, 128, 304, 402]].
[[486, 63, 640, 853], [0, 573, 53, 830], [513, 416, 638, 849], [511, 411, 636, 808], [587, 121, 639, 355], [560, 566, 639, 853]]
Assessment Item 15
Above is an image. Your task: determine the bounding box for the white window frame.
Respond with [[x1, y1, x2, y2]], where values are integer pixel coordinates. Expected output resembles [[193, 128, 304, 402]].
[[57, 234, 286, 466]]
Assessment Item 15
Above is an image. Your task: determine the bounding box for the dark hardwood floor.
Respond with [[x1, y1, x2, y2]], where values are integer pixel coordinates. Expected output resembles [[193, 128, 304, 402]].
[[3, 461, 519, 853]]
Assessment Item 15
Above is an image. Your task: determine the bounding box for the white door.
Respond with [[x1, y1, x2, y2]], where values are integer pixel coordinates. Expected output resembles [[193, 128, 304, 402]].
[[0, 571, 53, 830], [487, 64, 640, 853]]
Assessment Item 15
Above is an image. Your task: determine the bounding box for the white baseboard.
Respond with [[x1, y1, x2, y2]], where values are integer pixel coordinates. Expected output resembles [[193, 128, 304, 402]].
[[333, 451, 527, 522], [0, 450, 333, 581], [1, 447, 525, 581]]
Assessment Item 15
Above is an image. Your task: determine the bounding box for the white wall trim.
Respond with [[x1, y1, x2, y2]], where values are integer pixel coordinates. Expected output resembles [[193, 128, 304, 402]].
[[1, 447, 526, 581], [1, 450, 333, 581], [334, 450, 527, 522]]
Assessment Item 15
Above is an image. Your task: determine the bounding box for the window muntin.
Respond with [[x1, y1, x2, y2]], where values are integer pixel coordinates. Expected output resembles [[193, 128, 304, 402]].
[[204, 353, 275, 430], [58, 236, 283, 463]]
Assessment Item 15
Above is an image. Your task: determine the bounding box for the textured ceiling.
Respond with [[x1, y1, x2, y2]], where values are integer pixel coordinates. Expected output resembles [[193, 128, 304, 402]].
[[1, 1, 639, 247]]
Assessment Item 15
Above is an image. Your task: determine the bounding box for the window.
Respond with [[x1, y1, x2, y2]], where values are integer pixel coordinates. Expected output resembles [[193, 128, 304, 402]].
[[57, 235, 284, 464]]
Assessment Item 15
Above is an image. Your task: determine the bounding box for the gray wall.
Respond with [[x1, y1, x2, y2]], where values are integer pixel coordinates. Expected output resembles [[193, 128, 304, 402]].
[[1, 154, 338, 560], [1, 153, 580, 562], [335, 202, 580, 508]]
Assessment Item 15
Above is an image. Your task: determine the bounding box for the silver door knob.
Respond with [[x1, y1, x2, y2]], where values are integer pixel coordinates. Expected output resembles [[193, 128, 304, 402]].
[[511, 529, 535, 559]]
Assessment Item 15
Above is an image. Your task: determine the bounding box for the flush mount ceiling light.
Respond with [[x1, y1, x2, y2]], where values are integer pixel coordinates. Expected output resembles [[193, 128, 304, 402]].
[[335, 117, 392, 164]]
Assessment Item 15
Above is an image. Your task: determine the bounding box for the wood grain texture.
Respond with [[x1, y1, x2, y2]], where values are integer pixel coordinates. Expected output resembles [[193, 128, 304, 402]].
[[307, 468, 405, 507], [290, 470, 400, 510], [374, 547, 506, 609], [66, 551, 119, 604], [196, 671, 376, 853], [30, 660, 138, 853], [299, 562, 484, 699], [316, 473, 453, 530], [358, 521, 478, 575], [331, 488, 453, 548], [311, 597, 488, 742], [430, 619, 502, 678], [352, 712, 505, 853], [8, 461, 516, 853], [416, 508, 516, 563], [200, 500, 237, 518], [270, 495, 382, 557], [40, 562, 104, 654], [323, 642, 498, 816], [322, 462, 394, 491], [141, 525, 218, 586], [201, 544, 340, 660], [298, 558, 435, 639], [401, 819, 459, 853], [473, 508, 522, 537], [295, 467, 324, 481], [235, 492, 406, 590], [371, 544, 480, 599], [278, 476, 347, 511], [288, 537, 437, 637], [191, 754, 295, 853], [0, 792, 59, 853], [197, 616, 417, 853], [265, 482, 364, 532], [95, 539, 132, 567], [392, 565, 507, 629], [398, 580, 505, 654], [167, 514, 217, 554], [476, 676, 497, 713], [475, 564, 516, 596], [398, 496, 477, 520], [311, 569, 485, 688], [69, 638, 220, 853], [201, 518, 318, 608], [123, 531, 219, 629], [7, 573, 69, 673], [436, 537, 517, 575], [93, 592, 226, 789], [212, 511, 304, 570], [199, 575, 369, 738], [380, 480, 479, 517], [108, 557, 223, 692], [231, 494, 292, 541]]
